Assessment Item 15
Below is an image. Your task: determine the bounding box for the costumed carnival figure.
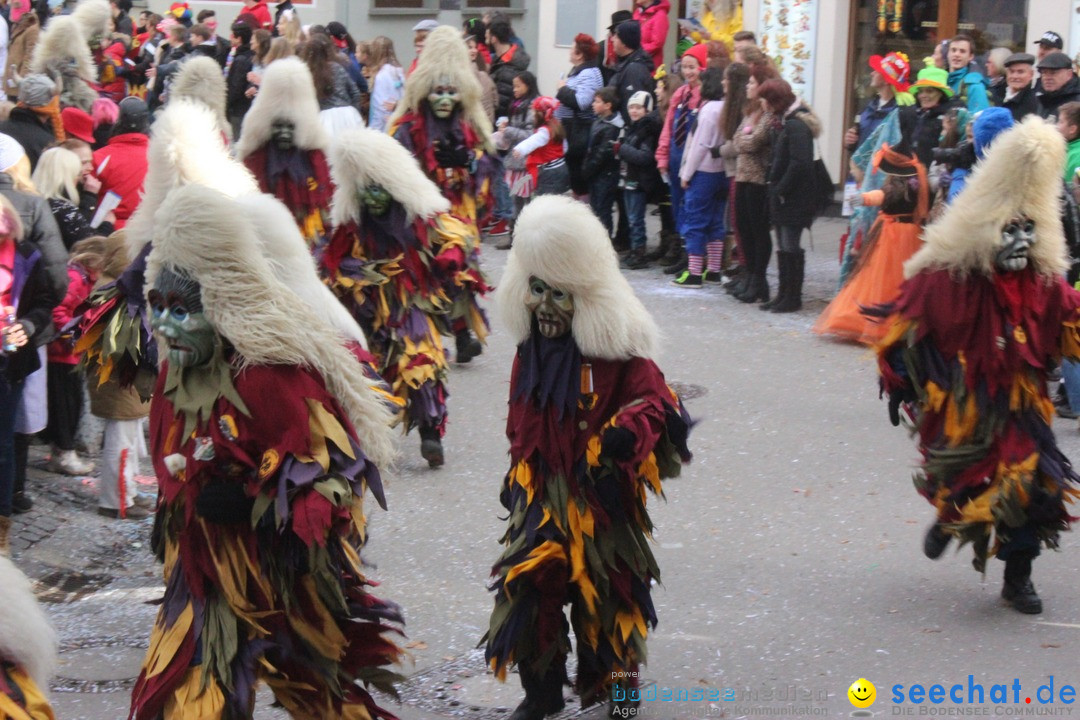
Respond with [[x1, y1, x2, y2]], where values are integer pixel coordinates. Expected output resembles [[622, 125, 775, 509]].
[[0, 555, 58, 720], [29, 0, 112, 112], [77, 99, 369, 400], [166, 56, 231, 139], [324, 127, 478, 469], [483, 196, 692, 720], [875, 117, 1080, 615], [815, 133, 929, 344], [388, 26, 497, 365], [237, 57, 335, 253], [129, 183, 404, 720]]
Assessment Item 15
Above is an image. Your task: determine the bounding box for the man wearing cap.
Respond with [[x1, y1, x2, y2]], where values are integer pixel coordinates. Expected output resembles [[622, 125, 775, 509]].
[[946, 33, 989, 113], [1000, 52, 1040, 121], [844, 51, 910, 152], [0, 74, 61, 170], [1037, 51, 1080, 120], [1035, 30, 1064, 63], [608, 19, 656, 124], [602, 10, 633, 77]]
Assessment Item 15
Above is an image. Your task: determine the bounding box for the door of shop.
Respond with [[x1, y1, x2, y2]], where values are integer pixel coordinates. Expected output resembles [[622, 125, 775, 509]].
[[844, 0, 1029, 152]]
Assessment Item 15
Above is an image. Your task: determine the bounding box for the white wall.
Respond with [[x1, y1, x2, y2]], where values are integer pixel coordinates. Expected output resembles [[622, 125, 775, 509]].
[[535, 0, 627, 98], [145, 0, 343, 30]]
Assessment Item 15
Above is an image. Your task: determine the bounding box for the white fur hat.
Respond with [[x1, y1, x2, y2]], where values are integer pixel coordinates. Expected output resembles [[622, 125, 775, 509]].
[[0, 556, 58, 693], [329, 126, 450, 227], [499, 196, 659, 360], [906, 115, 1069, 279], [71, 0, 111, 41], [146, 184, 396, 468], [236, 57, 329, 160], [168, 56, 229, 136]]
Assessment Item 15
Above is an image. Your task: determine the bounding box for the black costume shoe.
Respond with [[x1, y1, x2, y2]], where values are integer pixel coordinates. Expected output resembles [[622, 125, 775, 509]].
[[1002, 554, 1042, 614], [12, 492, 32, 514], [455, 329, 482, 364], [418, 427, 444, 468], [509, 669, 566, 720], [923, 523, 951, 559]]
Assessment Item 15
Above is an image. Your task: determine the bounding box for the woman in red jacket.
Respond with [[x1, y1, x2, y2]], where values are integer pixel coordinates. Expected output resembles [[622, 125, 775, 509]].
[[633, 0, 670, 71]]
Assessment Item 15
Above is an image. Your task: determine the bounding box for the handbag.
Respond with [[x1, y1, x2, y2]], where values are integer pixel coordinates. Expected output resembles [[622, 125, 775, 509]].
[[812, 140, 835, 214]]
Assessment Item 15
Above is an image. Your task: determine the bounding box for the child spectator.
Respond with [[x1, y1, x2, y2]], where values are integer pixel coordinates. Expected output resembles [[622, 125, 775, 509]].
[[85, 232, 152, 520], [583, 85, 624, 240], [510, 96, 569, 198], [674, 67, 728, 287], [493, 70, 539, 247], [45, 236, 106, 476], [617, 90, 663, 269]]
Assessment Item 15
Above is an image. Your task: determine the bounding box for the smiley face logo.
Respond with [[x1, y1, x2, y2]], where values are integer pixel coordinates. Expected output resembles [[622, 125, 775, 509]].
[[848, 678, 876, 708]]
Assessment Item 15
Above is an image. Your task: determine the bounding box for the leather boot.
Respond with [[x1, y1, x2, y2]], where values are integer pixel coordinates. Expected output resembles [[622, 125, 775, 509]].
[[662, 248, 688, 275], [1002, 553, 1042, 614], [736, 272, 769, 303], [646, 231, 674, 262], [0, 515, 11, 556], [455, 329, 482, 364], [771, 250, 804, 313], [509, 667, 566, 720], [418, 426, 444, 468], [760, 252, 790, 310], [659, 237, 684, 266]]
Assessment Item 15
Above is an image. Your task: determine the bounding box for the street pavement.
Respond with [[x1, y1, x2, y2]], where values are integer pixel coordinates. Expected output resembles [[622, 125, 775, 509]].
[[10, 214, 1080, 720]]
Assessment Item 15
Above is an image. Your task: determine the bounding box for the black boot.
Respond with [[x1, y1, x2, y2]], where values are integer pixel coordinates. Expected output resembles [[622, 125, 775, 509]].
[[736, 273, 769, 303], [455, 329, 482, 364], [662, 248, 688, 275], [659, 237, 684, 266], [725, 273, 748, 296], [771, 250, 804, 313], [760, 252, 790, 311], [1002, 553, 1042, 614], [923, 523, 951, 559], [418, 426, 444, 468], [509, 667, 566, 720], [13, 434, 32, 514], [646, 231, 675, 262]]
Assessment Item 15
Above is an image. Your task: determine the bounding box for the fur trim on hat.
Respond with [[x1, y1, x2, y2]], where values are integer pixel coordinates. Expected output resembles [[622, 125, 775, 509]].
[[329, 127, 450, 227], [0, 556, 58, 693], [126, 99, 258, 259], [389, 26, 492, 151], [236, 57, 328, 160], [499, 196, 659, 360], [168, 56, 229, 136], [236, 191, 369, 350], [30, 15, 97, 84], [71, 0, 111, 42], [146, 184, 396, 468], [906, 115, 1068, 279]]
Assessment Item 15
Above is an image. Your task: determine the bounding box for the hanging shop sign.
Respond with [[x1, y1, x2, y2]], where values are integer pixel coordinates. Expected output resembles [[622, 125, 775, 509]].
[[758, 0, 818, 103]]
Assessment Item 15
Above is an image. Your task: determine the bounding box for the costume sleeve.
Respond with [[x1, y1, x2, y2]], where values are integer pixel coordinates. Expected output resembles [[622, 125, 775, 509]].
[[604, 359, 676, 468]]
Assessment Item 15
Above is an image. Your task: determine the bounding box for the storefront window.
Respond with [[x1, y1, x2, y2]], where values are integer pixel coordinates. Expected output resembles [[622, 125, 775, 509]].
[[957, 0, 1028, 53]]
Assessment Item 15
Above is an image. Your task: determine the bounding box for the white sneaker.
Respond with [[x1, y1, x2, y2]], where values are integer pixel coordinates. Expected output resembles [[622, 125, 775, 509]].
[[48, 449, 94, 476]]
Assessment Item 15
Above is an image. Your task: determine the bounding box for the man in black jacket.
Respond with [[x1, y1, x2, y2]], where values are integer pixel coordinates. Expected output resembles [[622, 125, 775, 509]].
[[606, 20, 655, 124], [488, 19, 531, 119], [1037, 51, 1080, 120], [226, 22, 256, 140], [0, 75, 59, 171], [1000, 53, 1040, 121]]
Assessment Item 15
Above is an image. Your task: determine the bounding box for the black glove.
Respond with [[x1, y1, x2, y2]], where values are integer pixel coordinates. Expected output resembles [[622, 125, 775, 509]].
[[887, 385, 916, 427], [601, 426, 637, 462], [195, 482, 255, 525], [709, 145, 721, 159], [434, 141, 470, 168]]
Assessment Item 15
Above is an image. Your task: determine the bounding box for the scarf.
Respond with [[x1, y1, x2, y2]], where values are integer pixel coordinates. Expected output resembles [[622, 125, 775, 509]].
[[513, 328, 582, 424]]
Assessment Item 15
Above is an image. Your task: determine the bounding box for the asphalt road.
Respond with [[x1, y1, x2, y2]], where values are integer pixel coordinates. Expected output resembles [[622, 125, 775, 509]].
[[13, 216, 1080, 720]]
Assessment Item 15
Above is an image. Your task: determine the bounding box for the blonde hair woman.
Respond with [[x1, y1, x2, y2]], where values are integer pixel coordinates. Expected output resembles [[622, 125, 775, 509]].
[[367, 35, 404, 132], [32, 146, 112, 249], [278, 8, 303, 48]]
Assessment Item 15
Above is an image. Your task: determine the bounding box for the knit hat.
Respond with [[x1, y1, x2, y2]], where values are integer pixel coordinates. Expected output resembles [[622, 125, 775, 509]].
[[61, 106, 95, 144], [0, 134, 26, 173], [615, 19, 641, 51], [972, 107, 1014, 158], [113, 96, 150, 136], [17, 74, 56, 107], [532, 96, 560, 124], [868, 51, 911, 93], [909, 65, 953, 98], [682, 42, 708, 69], [628, 90, 654, 113]]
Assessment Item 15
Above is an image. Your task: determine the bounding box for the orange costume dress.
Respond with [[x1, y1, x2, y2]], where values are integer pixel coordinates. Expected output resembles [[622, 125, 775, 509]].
[[814, 146, 929, 344]]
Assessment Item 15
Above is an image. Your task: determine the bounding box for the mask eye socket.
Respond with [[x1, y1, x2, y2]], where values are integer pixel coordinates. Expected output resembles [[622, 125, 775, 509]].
[[1004, 222, 1019, 235], [529, 280, 546, 297], [551, 289, 567, 302], [1024, 220, 1035, 234], [148, 290, 164, 319]]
